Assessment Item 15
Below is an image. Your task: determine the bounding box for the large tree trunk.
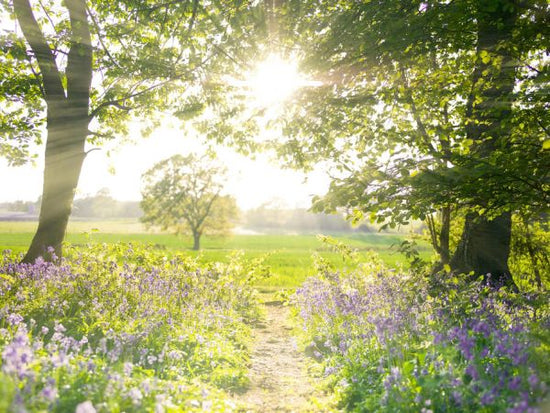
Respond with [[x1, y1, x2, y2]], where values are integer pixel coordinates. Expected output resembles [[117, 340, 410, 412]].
[[451, 212, 515, 288], [451, 0, 518, 288], [22, 104, 88, 262], [15, 0, 92, 263]]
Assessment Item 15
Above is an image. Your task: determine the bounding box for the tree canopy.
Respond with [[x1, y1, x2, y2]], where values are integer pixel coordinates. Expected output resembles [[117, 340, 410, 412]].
[[1, 0, 548, 281], [239, 0, 549, 285]]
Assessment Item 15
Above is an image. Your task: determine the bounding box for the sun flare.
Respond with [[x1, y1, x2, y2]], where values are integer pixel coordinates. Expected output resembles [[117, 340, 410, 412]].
[[247, 54, 321, 106]]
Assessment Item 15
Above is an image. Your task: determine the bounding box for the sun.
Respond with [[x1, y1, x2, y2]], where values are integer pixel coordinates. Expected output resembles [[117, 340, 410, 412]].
[[247, 54, 321, 106]]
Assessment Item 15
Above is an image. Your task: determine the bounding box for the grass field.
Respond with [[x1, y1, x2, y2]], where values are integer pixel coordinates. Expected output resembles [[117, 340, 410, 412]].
[[0, 219, 434, 288]]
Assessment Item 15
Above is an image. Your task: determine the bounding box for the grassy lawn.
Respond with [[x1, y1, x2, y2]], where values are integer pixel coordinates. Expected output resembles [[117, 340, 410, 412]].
[[0, 219, 434, 288]]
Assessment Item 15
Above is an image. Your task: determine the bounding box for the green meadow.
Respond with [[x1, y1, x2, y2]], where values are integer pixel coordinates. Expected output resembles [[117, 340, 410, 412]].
[[0, 220, 433, 288]]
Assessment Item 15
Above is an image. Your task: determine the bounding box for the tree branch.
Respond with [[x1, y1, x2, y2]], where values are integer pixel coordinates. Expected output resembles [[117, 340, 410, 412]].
[[85, 3, 121, 70], [84, 147, 101, 156], [536, 118, 550, 139], [24, 53, 46, 98], [89, 47, 217, 119], [13, 0, 65, 100], [89, 82, 164, 118], [188, 0, 199, 34], [399, 65, 439, 157], [36, 0, 57, 35], [196, 190, 220, 228]]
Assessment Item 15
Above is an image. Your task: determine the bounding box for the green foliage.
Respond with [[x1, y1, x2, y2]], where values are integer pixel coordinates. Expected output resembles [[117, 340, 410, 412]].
[[0, 32, 45, 165], [0, 220, 434, 287], [197, 0, 549, 252], [0, 242, 262, 411], [510, 216, 550, 290], [0, 0, 262, 162], [317, 234, 358, 262]]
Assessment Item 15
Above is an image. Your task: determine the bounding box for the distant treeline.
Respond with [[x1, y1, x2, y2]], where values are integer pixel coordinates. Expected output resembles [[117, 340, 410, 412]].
[[72, 190, 142, 218], [0, 200, 38, 214], [1, 192, 420, 233], [0, 189, 141, 219], [241, 206, 374, 233]]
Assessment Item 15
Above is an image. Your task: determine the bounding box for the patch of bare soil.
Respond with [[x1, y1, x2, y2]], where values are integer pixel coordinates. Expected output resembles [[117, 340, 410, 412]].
[[233, 299, 336, 412]]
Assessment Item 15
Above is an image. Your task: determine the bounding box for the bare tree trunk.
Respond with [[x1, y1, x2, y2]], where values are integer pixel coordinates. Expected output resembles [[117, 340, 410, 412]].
[[522, 217, 543, 290], [23, 104, 87, 262], [439, 207, 451, 265], [451, 212, 515, 288]]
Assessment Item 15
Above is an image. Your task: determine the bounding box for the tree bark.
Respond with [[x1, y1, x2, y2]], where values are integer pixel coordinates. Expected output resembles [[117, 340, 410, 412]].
[[451, 212, 515, 288], [23, 104, 88, 262], [522, 217, 543, 290], [16, 0, 92, 263], [440, 206, 451, 265], [192, 231, 201, 250], [427, 207, 451, 270], [450, 0, 519, 288]]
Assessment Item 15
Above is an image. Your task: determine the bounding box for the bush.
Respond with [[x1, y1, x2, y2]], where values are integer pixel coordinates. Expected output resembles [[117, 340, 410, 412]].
[[510, 218, 550, 291]]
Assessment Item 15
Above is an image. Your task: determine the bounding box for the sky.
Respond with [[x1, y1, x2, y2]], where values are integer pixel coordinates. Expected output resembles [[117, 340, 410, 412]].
[[0, 44, 330, 211], [0, 125, 331, 211]]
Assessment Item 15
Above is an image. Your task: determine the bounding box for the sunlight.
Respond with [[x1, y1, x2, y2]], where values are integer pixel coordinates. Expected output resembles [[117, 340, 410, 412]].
[[247, 54, 321, 106]]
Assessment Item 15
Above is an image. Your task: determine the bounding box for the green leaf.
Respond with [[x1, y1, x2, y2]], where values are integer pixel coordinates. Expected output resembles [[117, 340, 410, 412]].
[[480, 50, 491, 64]]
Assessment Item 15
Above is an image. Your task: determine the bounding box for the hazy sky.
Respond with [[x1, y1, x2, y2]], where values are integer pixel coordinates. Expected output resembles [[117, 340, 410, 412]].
[[0, 49, 330, 210], [0, 126, 330, 210]]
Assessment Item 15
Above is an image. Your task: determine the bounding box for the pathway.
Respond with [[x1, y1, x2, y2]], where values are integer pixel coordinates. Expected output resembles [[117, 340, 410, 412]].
[[233, 298, 336, 412]]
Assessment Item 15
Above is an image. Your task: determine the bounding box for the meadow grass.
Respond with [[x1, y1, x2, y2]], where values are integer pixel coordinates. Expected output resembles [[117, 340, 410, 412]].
[[0, 220, 434, 288]]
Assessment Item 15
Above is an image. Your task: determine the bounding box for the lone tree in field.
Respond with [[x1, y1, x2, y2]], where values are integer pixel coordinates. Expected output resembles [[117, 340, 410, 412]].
[[140, 154, 238, 250]]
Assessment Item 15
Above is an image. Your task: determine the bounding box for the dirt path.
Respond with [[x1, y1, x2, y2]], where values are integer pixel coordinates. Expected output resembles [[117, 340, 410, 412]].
[[233, 299, 335, 412]]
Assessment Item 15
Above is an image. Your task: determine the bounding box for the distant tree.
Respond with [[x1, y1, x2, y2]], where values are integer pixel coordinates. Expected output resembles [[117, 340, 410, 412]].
[[73, 188, 117, 218], [141, 154, 238, 250], [242, 206, 352, 233]]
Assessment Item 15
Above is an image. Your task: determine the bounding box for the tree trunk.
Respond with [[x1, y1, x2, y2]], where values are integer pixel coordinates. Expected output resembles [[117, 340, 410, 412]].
[[22, 104, 88, 262], [192, 231, 201, 250], [427, 207, 451, 272], [440, 206, 451, 265], [522, 217, 543, 290], [451, 0, 518, 288], [451, 212, 515, 288], [16, 0, 92, 263]]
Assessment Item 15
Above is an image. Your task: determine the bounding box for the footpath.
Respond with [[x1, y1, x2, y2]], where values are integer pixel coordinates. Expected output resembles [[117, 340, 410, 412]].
[[233, 297, 336, 412]]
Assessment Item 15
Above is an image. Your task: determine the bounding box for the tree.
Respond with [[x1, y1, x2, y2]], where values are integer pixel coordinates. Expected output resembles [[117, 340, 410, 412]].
[[140, 154, 238, 250], [1, 0, 258, 262], [242, 0, 549, 287]]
